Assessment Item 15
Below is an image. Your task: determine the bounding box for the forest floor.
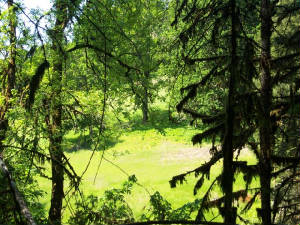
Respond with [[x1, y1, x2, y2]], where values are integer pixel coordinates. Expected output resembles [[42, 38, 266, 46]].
[[37, 111, 259, 223]]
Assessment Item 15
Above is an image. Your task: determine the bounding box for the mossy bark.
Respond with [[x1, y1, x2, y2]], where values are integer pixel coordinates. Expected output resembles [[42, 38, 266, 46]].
[[47, 1, 69, 224], [0, 0, 16, 152]]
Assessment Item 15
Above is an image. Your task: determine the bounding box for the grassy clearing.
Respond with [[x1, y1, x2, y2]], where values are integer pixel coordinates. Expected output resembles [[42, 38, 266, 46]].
[[36, 109, 260, 223]]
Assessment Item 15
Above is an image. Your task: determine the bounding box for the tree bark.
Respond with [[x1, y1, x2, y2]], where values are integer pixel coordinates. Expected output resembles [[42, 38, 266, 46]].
[[259, 0, 272, 224], [47, 71, 64, 225], [221, 0, 237, 223]]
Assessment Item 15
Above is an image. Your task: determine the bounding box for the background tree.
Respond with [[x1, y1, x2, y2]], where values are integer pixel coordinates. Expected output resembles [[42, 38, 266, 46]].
[[73, 0, 169, 122]]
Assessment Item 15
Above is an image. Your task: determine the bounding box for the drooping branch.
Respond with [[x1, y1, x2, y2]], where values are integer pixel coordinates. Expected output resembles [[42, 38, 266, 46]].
[[192, 123, 224, 145], [233, 161, 259, 189], [26, 60, 50, 111], [2, 145, 80, 187], [169, 150, 223, 188], [67, 43, 140, 73], [195, 175, 220, 221], [0, 156, 37, 225], [177, 66, 225, 112], [181, 108, 224, 124], [204, 188, 260, 208]]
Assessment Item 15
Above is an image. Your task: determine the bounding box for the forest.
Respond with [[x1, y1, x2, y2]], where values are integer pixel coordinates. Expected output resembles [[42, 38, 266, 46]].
[[0, 0, 299, 225]]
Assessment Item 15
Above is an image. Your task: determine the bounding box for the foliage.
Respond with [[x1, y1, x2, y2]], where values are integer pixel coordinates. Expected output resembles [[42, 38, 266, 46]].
[[141, 191, 173, 220], [69, 175, 137, 225], [0, 0, 298, 224], [141, 191, 202, 221], [0, 150, 47, 225]]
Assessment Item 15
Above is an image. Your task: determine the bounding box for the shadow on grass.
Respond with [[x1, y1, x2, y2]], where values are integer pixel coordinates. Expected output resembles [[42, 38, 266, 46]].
[[64, 132, 121, 153], [63, 108, 198, 153], [130, 109, 190, 134]]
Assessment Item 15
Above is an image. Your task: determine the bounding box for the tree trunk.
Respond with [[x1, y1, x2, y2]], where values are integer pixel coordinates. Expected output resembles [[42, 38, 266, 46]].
[[47, 1, 69, 224], [259, 0, 272, 224], [48, 134, 64, 225], [142, 72, 149, 122], [222, 0, 237, 223], [142, 88, 149, 122], [0, 0, 16, 151], [6, 0, 16, 98], [47, 63, 64, 225]]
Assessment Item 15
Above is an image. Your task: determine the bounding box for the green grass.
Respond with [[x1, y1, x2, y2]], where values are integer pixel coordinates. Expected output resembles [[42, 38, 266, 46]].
[[36, 109, 260, 224]]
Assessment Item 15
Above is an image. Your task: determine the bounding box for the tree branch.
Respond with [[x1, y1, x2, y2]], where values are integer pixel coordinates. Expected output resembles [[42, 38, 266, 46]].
[[66, 43, 140, 72], [0, 156, 37, 225]]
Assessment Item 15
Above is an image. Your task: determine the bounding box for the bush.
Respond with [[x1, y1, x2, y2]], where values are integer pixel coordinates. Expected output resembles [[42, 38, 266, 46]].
[[69, 175, 137, 225]]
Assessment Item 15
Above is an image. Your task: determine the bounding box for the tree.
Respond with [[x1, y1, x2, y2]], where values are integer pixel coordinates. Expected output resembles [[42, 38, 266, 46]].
[[45, 0, 81, 223], [169, 0, 299, 224], [46, 0, 66, 221], [74, 0, 168, 122], [0, 0, 16, 154], [258, 0, 272, 223], [221, 0, 238, 222], [170, 0, 258, 223], [116, 0, 168, 122], [264, 0, 300, 223]]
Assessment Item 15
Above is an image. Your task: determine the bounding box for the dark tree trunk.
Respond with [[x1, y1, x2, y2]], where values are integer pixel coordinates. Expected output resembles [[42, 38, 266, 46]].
[[47, 58, 64, 224], [48, 134, 64, 225], [47, 1, 69, 224], [259, 0, 272, 224], [222, 0, 237, 223], [142, 88, 149, 122], [0, 0, 16, 151], [142, 71, 150, 122], [6, 0, 16, 101]]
